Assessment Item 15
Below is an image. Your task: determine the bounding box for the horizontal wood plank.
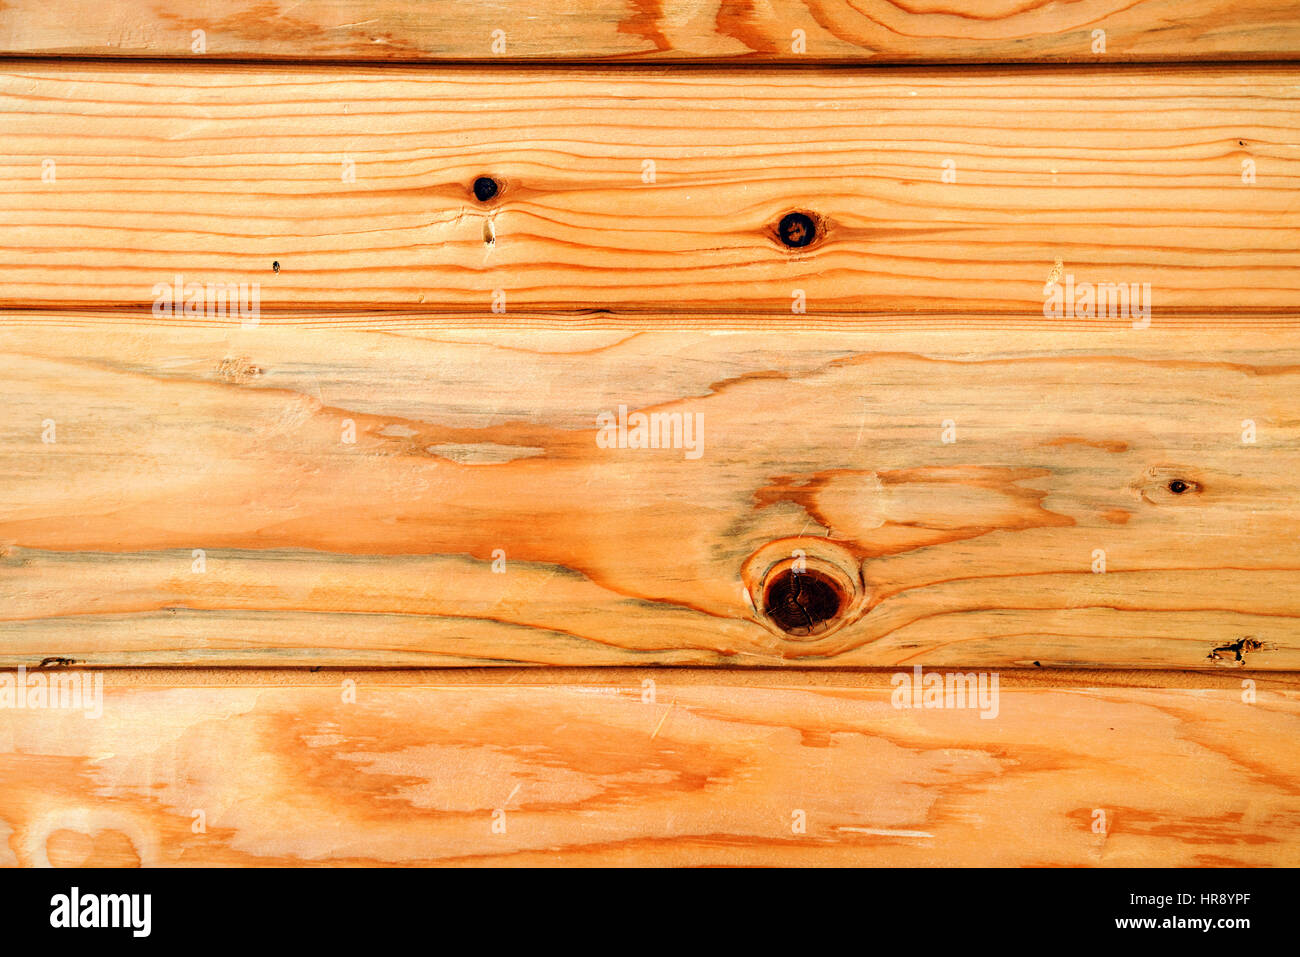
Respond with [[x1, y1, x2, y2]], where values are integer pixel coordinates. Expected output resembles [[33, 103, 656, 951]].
[[3, 317, 1298, 669], [2, 0, 1299, 62], [1, 673, 1295, 866], [1, 64, 1298, 314]]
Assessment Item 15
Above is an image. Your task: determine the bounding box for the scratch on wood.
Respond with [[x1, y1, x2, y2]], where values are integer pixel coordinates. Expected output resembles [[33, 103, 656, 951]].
[[650, 698, 676, 738]]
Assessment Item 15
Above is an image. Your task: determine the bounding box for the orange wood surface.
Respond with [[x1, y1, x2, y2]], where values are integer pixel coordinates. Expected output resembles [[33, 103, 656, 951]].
[[2, 0, 1299, 62], [1, 672, 1295, 866], [2, 1, 1298, 871], [1, 64, 1296, 314], [3, 320, 1298, 670]]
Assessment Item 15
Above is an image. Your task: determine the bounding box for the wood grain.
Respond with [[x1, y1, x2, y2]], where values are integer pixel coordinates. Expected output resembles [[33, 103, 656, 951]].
[[1, 673, 1295, 866], [3, 317, 1298, 669], [2, 0, 1299, 62], [2, 64, 1298, 314]]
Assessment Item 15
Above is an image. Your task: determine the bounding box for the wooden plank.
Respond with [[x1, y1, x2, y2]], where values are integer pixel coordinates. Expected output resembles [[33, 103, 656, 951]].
[[2, 0, 1300, 62], [0, 671, 1295, 866], [4, 317, 1299, 669], [1, 64, 1297, 314]]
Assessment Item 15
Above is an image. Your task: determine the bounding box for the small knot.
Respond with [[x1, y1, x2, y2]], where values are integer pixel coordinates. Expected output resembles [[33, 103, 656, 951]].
[[777, 211, 818, 249]]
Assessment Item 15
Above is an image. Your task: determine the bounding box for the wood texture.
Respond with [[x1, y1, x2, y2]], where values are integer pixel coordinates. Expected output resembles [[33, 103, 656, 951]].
[[4, 317, 1298, 669], [2, 64, 1298, 314], [2, 0, 1300, 62], [5, 0, 1299, 879], [1, 673, 1295, 866]]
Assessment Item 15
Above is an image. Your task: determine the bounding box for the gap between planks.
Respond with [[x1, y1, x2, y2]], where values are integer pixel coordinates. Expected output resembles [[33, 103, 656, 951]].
[[5, 667, 1296, 691], [3, 309, 1300, 331]]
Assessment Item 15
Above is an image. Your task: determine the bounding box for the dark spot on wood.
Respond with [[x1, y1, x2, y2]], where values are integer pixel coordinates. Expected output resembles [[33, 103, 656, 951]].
[[777, 211, 817, 249], [272, 261, 280, 273], [472, 176, 500, 203], [1137, 466, 1204, 505], [762, 567, 846, 637], [1207, 636, 1269, 665], [38, 656, 76, 668]]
